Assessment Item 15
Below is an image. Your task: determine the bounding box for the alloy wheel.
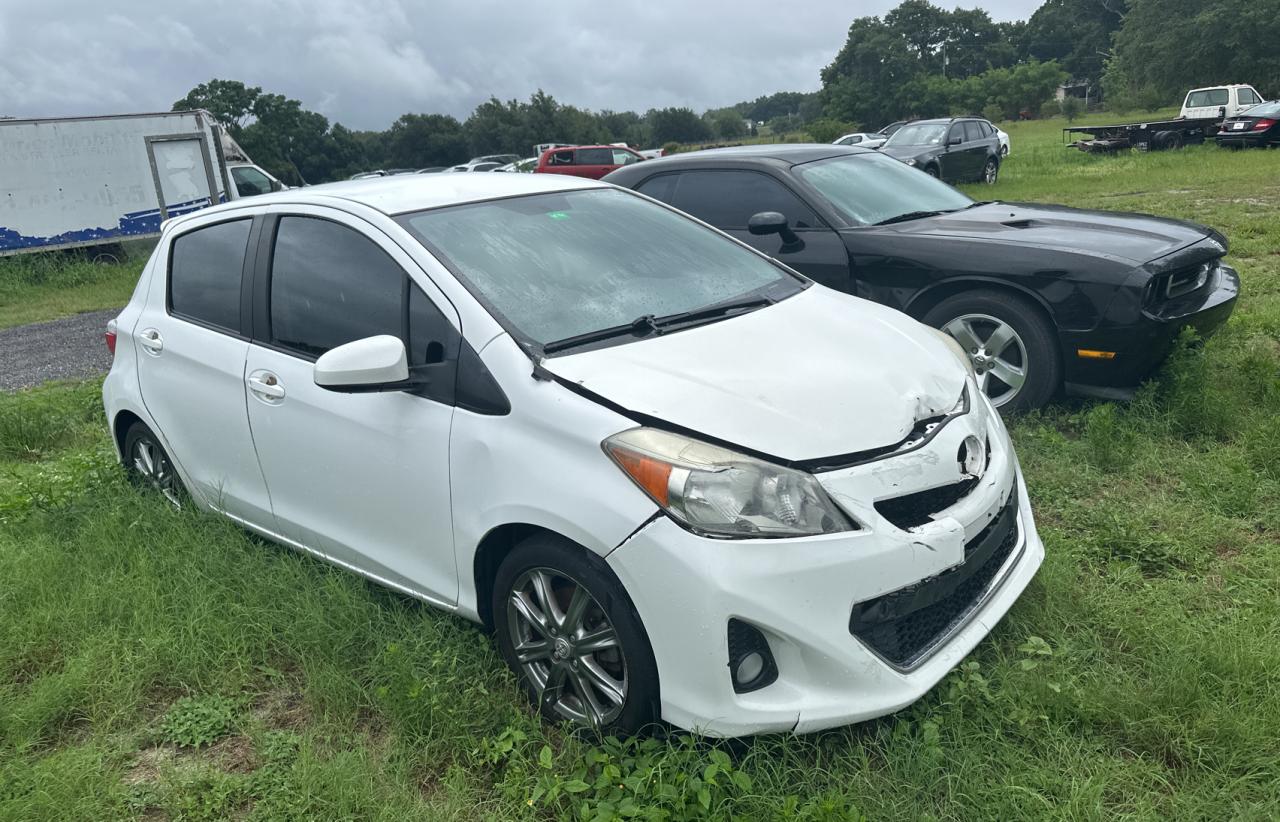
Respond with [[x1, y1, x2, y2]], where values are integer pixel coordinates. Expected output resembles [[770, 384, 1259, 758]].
[[130, 435, 182, 508], [506, 567, 628, 731], [943, 313, 1027, 407], [984, 159, 999, 184]]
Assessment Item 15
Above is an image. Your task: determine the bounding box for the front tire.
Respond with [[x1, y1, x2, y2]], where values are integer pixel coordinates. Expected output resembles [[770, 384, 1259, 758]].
[[924, 164, 940, 179], [123, 421, 184, 508], [923, 290, 1060, 411], [493, 533, 659, 736]]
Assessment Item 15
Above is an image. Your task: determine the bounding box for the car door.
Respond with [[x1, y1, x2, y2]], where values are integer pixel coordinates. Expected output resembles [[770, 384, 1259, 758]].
[[573, 147, 614, 179], [939, 123, 976, 182], [639, 169, 854, 292], [243, 207, 462, 605], [134, 213, 275, 525]]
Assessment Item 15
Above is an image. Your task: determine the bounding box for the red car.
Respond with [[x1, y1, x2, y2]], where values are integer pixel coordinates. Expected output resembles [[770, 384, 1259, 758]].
[[534, 145, 644, 179]]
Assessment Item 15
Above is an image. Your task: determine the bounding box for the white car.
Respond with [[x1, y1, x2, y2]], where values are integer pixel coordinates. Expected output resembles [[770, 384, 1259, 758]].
[[102, 173, 1044, 737], [994, 125, 1010, 157], [833, 132, 887, 149]]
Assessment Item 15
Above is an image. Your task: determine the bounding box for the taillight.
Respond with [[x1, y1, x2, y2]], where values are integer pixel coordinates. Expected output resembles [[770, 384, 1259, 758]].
[[105, 319, 118, 356], [1254, 118, 1275, 131]]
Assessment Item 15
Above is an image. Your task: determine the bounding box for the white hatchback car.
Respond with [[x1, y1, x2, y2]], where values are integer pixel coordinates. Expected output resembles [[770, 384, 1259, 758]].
[[103, 173, 1044, 737]]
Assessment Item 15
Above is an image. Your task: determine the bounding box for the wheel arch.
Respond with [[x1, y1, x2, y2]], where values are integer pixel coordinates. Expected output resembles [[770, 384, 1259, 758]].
[[112, 408, 145, 458], [473, 522, 571, 632]]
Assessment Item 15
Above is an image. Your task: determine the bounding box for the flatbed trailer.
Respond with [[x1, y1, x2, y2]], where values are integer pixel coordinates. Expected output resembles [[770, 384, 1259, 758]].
[[1064, 117, 1221, 153]]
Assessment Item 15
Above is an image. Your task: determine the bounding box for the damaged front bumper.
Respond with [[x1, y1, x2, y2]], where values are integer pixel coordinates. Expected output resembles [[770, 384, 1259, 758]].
[[606, 389, 1044, 737]]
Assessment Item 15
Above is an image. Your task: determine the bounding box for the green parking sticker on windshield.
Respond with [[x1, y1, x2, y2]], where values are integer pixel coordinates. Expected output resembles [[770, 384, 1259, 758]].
[[547, 211, 570, 220]]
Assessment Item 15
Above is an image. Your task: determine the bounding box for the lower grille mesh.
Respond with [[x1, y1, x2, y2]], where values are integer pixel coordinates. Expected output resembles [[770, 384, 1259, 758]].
[[850, 495, 1020, 668]]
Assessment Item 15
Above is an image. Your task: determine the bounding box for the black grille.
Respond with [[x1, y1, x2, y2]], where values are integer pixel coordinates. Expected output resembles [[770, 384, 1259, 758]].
[[875, 477, 979, 529], [850, 495, 1020, 668]]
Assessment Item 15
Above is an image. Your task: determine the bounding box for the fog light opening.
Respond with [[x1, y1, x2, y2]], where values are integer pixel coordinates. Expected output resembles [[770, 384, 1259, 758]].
[[727, 618, 778, 694]]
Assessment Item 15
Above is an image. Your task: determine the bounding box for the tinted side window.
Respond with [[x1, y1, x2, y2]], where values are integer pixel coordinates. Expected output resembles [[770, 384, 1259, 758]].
[[963, 121, 983, 142], [979, 121, 995, 137], [577, 148, 613, 165], [670, 171, 820, 229], [269, 217, 404, 358], [231, 166, 272, 197], [408, 284, 459, 366], [169, 218, 251, 332], [635, 174, 679, 204]]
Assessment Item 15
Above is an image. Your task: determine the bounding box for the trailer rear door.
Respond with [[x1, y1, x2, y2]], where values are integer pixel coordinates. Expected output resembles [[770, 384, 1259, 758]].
[[145, 133, 219, 220]]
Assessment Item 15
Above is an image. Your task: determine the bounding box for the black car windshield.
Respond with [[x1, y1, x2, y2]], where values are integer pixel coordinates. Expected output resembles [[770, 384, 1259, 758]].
[[883, 123, 948, 146], [795, 153, 973, 227], [397, 188, 802, 347]]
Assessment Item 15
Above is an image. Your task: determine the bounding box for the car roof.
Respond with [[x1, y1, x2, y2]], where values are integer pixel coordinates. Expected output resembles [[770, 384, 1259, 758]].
[[616, 143, 875, 172], [171, 172, 608, 225]]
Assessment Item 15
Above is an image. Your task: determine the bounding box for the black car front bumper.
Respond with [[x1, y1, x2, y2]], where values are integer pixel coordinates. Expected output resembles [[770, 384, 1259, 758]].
[[1061, 262, 1239, 399]]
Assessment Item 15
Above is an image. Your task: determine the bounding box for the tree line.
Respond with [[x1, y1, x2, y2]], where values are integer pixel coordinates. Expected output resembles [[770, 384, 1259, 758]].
[[174, 0, 1276, 185]]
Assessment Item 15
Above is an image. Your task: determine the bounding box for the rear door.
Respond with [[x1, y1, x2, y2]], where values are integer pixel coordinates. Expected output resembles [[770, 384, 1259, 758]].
[[573, 147, 615, 179], [135, 212, 274, 525], [640, 169, 854, 292], [242, 207, 461, 605], [145, 134, 219, 218]]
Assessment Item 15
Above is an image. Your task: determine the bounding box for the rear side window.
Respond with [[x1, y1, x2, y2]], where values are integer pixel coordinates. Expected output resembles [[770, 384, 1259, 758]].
[[670, 170, 820, 229], [635, 174, 679, 204], [576, 148, 613, 165], [963, 121, 983, 142], [269, 217, 404, 358], [1186, 88, 1229, 107], [169, 218, 251, 332]]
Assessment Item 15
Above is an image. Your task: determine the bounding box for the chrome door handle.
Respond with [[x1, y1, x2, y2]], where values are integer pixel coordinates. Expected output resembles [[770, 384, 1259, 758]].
[[247, 372, 285, 400], [138, 328, 164, 353]]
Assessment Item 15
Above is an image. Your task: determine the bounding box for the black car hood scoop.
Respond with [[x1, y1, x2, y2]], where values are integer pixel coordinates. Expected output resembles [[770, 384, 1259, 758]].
[[880, 202, 1211, 264]]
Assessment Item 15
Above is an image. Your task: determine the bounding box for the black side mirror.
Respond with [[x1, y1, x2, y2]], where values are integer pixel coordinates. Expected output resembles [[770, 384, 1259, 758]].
[[947, 136, 962, 146], [270, 179, 283, 192], [747, 211, 801, 248]]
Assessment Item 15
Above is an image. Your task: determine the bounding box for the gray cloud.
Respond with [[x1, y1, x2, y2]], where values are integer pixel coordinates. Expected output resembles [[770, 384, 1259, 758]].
[[0, 0, 1043, 129]]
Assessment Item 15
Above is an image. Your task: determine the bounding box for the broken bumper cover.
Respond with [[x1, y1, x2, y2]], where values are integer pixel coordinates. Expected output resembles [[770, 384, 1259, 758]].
[[607, 393, 1044, 737]]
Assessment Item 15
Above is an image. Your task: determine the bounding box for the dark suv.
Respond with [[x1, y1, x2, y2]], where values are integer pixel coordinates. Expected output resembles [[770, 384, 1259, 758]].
[[878, 117, 1002, 184]]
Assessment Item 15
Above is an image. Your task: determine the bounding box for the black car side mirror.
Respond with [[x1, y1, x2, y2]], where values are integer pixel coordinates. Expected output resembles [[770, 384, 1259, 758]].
[[948, 137, 962, 146], [748, 211, 801, 248]]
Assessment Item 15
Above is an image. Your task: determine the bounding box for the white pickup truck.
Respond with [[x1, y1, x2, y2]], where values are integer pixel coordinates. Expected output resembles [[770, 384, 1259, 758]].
[[1, 109, 281, 256], [1180, 84, 1265, 119]]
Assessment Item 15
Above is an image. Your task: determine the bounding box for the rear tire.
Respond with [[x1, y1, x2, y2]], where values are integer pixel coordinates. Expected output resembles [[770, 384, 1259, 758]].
[[981, 157, 999, 184], [493, 533, 660, 737], [122, 422, 185, 508], [923, 290, 1060, 412], [924, 164, 940, 178]]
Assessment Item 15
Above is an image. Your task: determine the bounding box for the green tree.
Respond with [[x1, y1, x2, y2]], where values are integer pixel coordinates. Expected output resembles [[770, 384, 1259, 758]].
[[172, 79, 261, 136], [647, 108, 711, 145], [385, 113, 468, 169], [1023, 0, 1125, 86], [704, 108, 747, 140], [1105, 0, 1280, 104]]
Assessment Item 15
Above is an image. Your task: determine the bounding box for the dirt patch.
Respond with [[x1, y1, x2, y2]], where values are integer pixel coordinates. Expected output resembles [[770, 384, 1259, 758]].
[[125, 734, 260, 785], [250, 688, 309, 731]]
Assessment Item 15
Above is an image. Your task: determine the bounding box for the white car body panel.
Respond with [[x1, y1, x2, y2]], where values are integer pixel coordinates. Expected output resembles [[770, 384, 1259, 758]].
[[833, 132, 887, 149], [101, 172, 1043, 737], [540, 286, 966, 462]]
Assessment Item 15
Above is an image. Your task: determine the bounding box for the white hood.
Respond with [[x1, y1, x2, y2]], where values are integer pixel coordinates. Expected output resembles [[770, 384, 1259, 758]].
[[542, 286, 967, 462]]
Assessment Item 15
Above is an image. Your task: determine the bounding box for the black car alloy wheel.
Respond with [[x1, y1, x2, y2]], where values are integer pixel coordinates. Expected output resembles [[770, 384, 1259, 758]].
[[983, 158, 999, 184], [924, 289, 1061, 411], [493, 533, 659, 736]]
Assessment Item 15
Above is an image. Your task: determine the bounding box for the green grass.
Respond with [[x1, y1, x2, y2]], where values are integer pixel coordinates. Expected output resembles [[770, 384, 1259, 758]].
[[2, 121, 1279, 819], [0, 244, 149, 330]]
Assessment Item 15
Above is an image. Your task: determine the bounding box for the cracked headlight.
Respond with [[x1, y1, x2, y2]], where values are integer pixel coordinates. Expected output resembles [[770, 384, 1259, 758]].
[[603, 428, 855, 538]]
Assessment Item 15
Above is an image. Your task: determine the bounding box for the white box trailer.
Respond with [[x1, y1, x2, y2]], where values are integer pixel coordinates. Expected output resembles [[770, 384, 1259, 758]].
[[0, 109, 279, 256]]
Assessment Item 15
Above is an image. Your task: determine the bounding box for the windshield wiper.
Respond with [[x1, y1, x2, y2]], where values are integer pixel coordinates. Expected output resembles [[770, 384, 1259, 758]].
[[540, 294, 774, 355], [542, 314, 661, 355], [874, 210, 946, 226], [650, 294, 773, 331]]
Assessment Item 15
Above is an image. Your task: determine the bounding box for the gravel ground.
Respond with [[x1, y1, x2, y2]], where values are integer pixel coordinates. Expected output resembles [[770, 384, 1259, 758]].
[[0, 308, 119, 391]]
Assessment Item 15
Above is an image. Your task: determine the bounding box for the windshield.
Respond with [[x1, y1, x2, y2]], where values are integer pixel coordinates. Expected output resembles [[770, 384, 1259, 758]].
[[884, 123, 948, 147], [796, 153, 973, 227], [397, 189, 801, 347], [1186, 89, 1229, 108]]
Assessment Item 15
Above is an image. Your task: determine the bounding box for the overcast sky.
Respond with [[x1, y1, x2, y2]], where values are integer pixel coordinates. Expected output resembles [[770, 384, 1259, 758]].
[[0, 0, 1042, 130]]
